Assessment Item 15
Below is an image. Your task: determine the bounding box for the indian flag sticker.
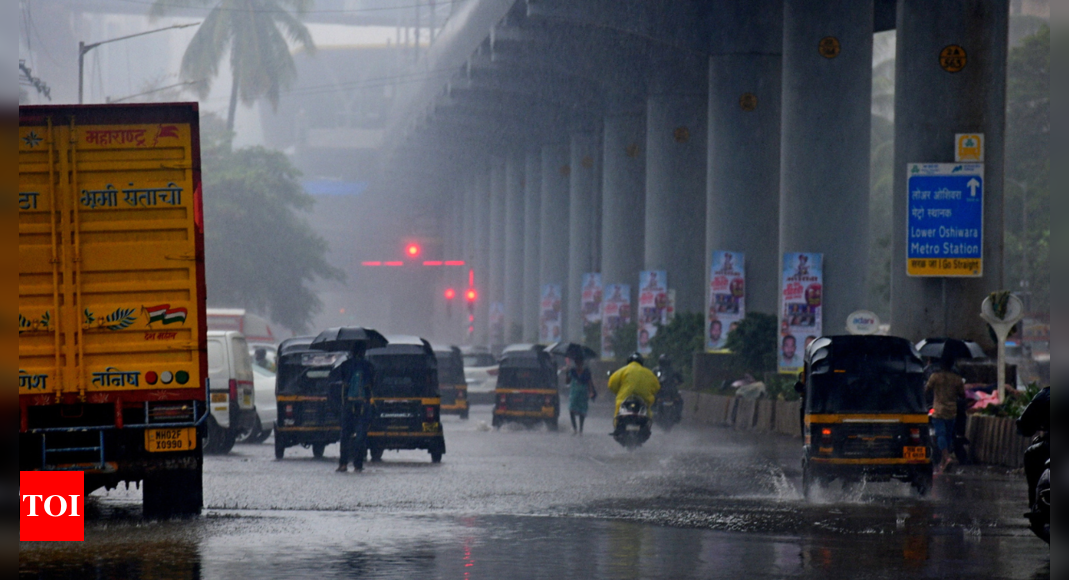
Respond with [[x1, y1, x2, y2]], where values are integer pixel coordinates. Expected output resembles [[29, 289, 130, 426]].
[[160, 371, 174, 385], [145, 304, 188, 326]]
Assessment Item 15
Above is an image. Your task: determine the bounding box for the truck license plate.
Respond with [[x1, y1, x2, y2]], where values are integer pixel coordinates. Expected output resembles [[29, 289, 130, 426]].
[[145, 428, 197, 453], [904, 446, 927, 460]]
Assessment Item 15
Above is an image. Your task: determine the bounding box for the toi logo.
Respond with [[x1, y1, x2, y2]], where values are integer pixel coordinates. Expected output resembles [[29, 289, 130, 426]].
[[20, 471, 85, 541]]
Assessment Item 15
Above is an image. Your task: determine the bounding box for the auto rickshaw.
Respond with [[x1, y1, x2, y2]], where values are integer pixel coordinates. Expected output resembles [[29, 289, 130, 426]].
[[799, 335, 933, 499], [366, 337, 446, 463], [273, 340, 347, 460], [274, 328, 387, 460], [433, 345, 469, 420], [492, 346, 560, 431]]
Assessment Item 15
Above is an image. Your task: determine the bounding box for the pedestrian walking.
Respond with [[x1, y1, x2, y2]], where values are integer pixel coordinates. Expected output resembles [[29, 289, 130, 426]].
[[338, 349, 374, 472], [566, 353, 596, 435], [925, 355, 966, 474]]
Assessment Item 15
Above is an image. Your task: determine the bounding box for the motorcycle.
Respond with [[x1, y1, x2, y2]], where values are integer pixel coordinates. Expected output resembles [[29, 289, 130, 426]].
[[653, 369, 684, 432], [1026, 459, 1050, 544], [613, 396, 652, 450]]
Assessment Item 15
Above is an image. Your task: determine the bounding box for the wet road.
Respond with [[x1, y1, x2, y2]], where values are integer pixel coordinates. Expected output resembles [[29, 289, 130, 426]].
[[21, 401, 1050, 579]]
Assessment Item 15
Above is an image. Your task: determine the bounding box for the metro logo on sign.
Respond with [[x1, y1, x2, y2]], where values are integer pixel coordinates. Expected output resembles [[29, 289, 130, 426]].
[[20, 471, 85, 541]]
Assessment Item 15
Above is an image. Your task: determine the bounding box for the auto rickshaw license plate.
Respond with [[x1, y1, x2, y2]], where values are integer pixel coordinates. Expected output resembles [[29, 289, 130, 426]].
[[145, 428, 197, 453], [904, 446, 927, 460]]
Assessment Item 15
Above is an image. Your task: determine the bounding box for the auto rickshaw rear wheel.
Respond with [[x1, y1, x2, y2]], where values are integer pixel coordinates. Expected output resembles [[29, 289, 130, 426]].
[[370, 447, 384, 462], [430, 450, 443, 464], [312, 443, 326, 459], [802, 461, 820, 501], [274, 436, 285, 460], [545, 419, 559, 432], [911, 470, 933, 497]]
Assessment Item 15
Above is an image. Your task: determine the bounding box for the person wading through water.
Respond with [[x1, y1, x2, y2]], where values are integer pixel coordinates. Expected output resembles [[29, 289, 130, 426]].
[[566, 349, 596, 435]]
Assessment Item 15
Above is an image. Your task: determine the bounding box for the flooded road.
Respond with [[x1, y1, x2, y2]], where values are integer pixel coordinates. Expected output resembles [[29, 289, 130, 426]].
[[21, 401, 1050, 579]]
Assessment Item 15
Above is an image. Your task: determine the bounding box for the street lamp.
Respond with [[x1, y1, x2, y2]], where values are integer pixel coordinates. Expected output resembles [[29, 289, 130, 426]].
[[79, 22, 200, 104]]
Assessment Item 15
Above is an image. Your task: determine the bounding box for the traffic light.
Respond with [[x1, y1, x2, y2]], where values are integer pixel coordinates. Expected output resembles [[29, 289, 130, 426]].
[[465, 289, 477, 302], [405, 243, 422, 259], [444, 288, 456, 300]]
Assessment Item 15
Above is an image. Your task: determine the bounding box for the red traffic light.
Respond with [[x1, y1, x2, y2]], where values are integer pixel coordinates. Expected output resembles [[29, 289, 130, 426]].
[[444, 288, 456, 300], [405, 243, 421, 259], [465, 289, 477, 302]]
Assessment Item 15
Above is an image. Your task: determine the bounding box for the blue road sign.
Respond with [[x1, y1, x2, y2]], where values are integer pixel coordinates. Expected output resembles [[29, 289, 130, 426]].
[[906, 163, 984, 277]]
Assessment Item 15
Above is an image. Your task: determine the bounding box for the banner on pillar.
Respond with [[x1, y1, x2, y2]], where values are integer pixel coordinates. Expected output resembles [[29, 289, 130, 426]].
[[601, 284, 631, 361], [707, 251, 746, 353], [489, 302, 506, 346], [539, 284, 563, 344], [779, 253, 823, 374], [638, 271, 668, 355], [580, 273, 603, 328]]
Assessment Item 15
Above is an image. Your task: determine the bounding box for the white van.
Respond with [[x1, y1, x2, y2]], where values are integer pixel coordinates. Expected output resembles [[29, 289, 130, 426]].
[[205, 331, 258, 454]]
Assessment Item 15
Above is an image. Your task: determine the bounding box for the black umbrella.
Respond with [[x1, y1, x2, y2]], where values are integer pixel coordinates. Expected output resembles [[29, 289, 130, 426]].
[[311, 327, 388, 352], [547, 342, 598, 362], [915, 338, 986, 361]]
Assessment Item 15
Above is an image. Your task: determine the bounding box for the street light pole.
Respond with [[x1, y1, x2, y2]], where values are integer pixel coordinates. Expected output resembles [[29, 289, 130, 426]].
[[78, 22, 200, 104]]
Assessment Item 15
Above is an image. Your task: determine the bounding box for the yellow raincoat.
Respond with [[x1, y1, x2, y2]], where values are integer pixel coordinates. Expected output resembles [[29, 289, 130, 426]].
[[607, 362, 661, 418]]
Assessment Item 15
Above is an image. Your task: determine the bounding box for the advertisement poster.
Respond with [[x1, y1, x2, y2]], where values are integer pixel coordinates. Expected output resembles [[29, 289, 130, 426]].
[[707, 251, 746, 353], [600, 284, 631, 361], [637, 271, 668, 355], [779, 253, 823, 374], [580, 273, 603, 328], [539, 284, 563, 343], [489, 302, 506, 346]]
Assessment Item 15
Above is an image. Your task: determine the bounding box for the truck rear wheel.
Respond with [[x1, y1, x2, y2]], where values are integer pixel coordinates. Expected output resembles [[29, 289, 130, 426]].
[[143, 463, 202, 520]]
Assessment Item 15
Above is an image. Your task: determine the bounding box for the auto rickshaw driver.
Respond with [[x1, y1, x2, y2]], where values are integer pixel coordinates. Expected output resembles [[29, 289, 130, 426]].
[[338, 345, 374, 472]]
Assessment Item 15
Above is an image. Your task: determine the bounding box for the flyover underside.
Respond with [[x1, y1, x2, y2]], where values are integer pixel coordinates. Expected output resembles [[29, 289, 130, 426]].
[[382, 0, 1008, 350]]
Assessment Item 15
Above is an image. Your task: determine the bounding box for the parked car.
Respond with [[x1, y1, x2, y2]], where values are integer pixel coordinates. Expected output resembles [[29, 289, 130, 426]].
[[205, 331, 258, 454], [461, 346, 498, 405], [236, 365, 276, 444]]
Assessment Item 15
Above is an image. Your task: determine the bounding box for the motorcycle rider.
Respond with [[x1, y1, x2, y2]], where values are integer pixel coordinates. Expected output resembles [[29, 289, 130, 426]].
[[608, 352, 661, 428], [653, 355, 683, 399], [1017, 386, 1050, 512]]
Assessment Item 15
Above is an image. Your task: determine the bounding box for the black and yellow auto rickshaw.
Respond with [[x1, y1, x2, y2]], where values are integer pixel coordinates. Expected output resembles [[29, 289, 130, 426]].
[[274, 328, 387, 460], [273, 338, 345, 460], [366, 337, 446, 463], [800, 335, 933, 499], [433, 345, 469, 420], [492, 346, 559, 431]]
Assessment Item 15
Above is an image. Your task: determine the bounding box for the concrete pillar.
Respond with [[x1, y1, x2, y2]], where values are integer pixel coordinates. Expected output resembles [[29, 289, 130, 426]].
[[707, 0, 783, 317], [504, 151, 526, 343], [601, 98, 646, 310], [488, 156, 507, 345], [568, 130, 600, 341], [891, 0, 1008, 346], [645, 55, 708, 314], [780, 0, 873, 334], [540, 142, 570, 338], [472, 164, 492, 344], [523, 149, 543, 342]]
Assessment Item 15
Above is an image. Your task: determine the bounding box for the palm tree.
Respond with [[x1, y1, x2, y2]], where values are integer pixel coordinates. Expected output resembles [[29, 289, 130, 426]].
[[152, 0, 316, 132]]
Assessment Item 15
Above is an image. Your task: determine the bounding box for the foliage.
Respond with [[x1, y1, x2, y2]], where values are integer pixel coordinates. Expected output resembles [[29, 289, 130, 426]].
[[648, 312, 705, 386], [764, 373, 801, 402], [1005, 24, 1049, 314], [607, 321, 638, 363], [980, 382, 1044, 419], [724, 313, 778, 375], [201, 121, 343, 333], [583, 321, 601, 355], [152, 0, 316, 131]]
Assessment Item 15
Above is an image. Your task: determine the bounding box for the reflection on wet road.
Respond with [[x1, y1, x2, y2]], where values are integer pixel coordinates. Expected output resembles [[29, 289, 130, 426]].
[[20, 403, 1050, 580]]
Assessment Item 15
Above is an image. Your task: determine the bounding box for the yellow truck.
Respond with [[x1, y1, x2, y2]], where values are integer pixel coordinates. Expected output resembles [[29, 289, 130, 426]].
[[19, 103, 208, 518]]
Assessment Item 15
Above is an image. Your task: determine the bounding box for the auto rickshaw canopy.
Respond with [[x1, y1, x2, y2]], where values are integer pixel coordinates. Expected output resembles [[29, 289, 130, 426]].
[[803, 335, 927, 415]]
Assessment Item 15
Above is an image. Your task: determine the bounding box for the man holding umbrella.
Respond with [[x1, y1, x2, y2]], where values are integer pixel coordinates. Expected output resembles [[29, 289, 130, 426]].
[[926, 353, 966, 474]]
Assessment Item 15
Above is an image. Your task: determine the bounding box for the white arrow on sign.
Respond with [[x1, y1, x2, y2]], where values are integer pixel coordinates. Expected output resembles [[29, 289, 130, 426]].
[[967, 178, 980, 197]]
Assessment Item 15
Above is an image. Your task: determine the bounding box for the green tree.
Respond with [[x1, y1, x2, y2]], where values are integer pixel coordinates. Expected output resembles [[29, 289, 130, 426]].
[[1005, 24, 1049, 314], [648, 312, 705, 386], [200, 118, 343, 332], [723, 313, 778, 375], [152, 0, 315, 132]]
